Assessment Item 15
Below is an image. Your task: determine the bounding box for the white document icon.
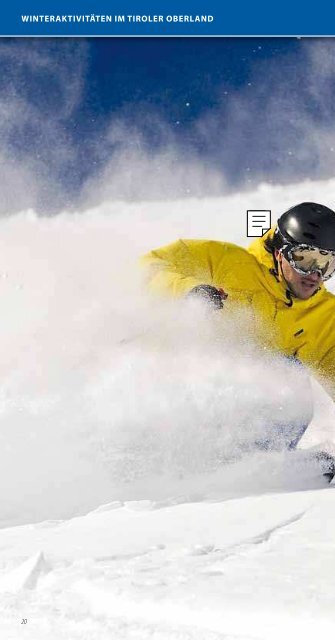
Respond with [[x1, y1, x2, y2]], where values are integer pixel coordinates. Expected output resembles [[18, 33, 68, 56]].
[[247, 210, 271, 237]]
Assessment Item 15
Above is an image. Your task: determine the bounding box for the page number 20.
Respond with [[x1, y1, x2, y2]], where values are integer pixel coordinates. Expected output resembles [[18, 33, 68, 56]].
[[21, 619, 27, 624]]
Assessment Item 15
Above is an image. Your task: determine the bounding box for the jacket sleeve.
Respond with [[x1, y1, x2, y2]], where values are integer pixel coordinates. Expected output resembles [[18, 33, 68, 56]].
[[141, 239, 220, 297], [314, 350, 335, 402]]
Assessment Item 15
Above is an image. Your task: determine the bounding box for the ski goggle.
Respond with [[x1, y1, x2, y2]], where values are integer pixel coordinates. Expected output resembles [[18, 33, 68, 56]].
[[281, 244, 335, 281]]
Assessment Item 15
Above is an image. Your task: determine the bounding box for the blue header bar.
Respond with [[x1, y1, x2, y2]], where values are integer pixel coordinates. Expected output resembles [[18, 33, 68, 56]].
[[1, 1, 335, 36]]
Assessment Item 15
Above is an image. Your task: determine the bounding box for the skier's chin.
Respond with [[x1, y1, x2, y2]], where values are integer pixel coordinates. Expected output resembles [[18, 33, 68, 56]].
[[291, 281, 319, 300]]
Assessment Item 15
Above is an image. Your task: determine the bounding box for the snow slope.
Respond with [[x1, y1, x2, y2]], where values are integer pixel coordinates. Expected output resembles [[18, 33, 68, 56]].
[[1, 486, 335, 639], [1, 179, 335, 638]]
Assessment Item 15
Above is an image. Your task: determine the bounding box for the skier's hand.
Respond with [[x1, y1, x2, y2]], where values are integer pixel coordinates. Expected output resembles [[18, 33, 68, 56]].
[[187, 284, 228, 310]]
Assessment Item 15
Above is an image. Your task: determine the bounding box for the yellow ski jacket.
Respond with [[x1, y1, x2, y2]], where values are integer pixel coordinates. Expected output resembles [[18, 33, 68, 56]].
[[142, 230, 335, 398]]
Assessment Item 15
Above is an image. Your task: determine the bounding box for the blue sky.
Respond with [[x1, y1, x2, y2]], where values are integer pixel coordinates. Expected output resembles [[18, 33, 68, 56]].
[[0, 37, 334, 212], [72, 38, 302, 180], [87, 38, 298, 118]]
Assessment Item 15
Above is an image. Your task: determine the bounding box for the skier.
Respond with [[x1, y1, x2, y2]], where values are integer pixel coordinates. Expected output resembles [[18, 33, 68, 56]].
[[142, 202, 335, 480]]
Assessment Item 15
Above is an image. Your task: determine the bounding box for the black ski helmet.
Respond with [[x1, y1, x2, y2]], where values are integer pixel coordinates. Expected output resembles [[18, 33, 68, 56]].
[[277, 202, 335, 251]]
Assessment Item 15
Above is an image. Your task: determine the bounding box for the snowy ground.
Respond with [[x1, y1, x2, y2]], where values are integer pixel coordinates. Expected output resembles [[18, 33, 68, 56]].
[[1, 480, 335, 639], [1, 179, 335, 638]]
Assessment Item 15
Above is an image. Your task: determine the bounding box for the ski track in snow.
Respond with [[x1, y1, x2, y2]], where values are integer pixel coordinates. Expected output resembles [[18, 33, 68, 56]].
[[201, 509, 308, 565]]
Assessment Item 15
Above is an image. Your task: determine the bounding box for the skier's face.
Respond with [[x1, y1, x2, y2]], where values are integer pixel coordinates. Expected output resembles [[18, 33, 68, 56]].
[[276, 252, 322, 299]]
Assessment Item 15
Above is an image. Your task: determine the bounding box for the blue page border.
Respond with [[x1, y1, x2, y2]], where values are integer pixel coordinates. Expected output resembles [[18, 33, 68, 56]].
[[1, 1, 335, 37]]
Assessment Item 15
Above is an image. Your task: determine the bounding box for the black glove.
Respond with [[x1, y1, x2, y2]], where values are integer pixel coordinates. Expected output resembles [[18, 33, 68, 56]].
[[187, 284, 228, 310]]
